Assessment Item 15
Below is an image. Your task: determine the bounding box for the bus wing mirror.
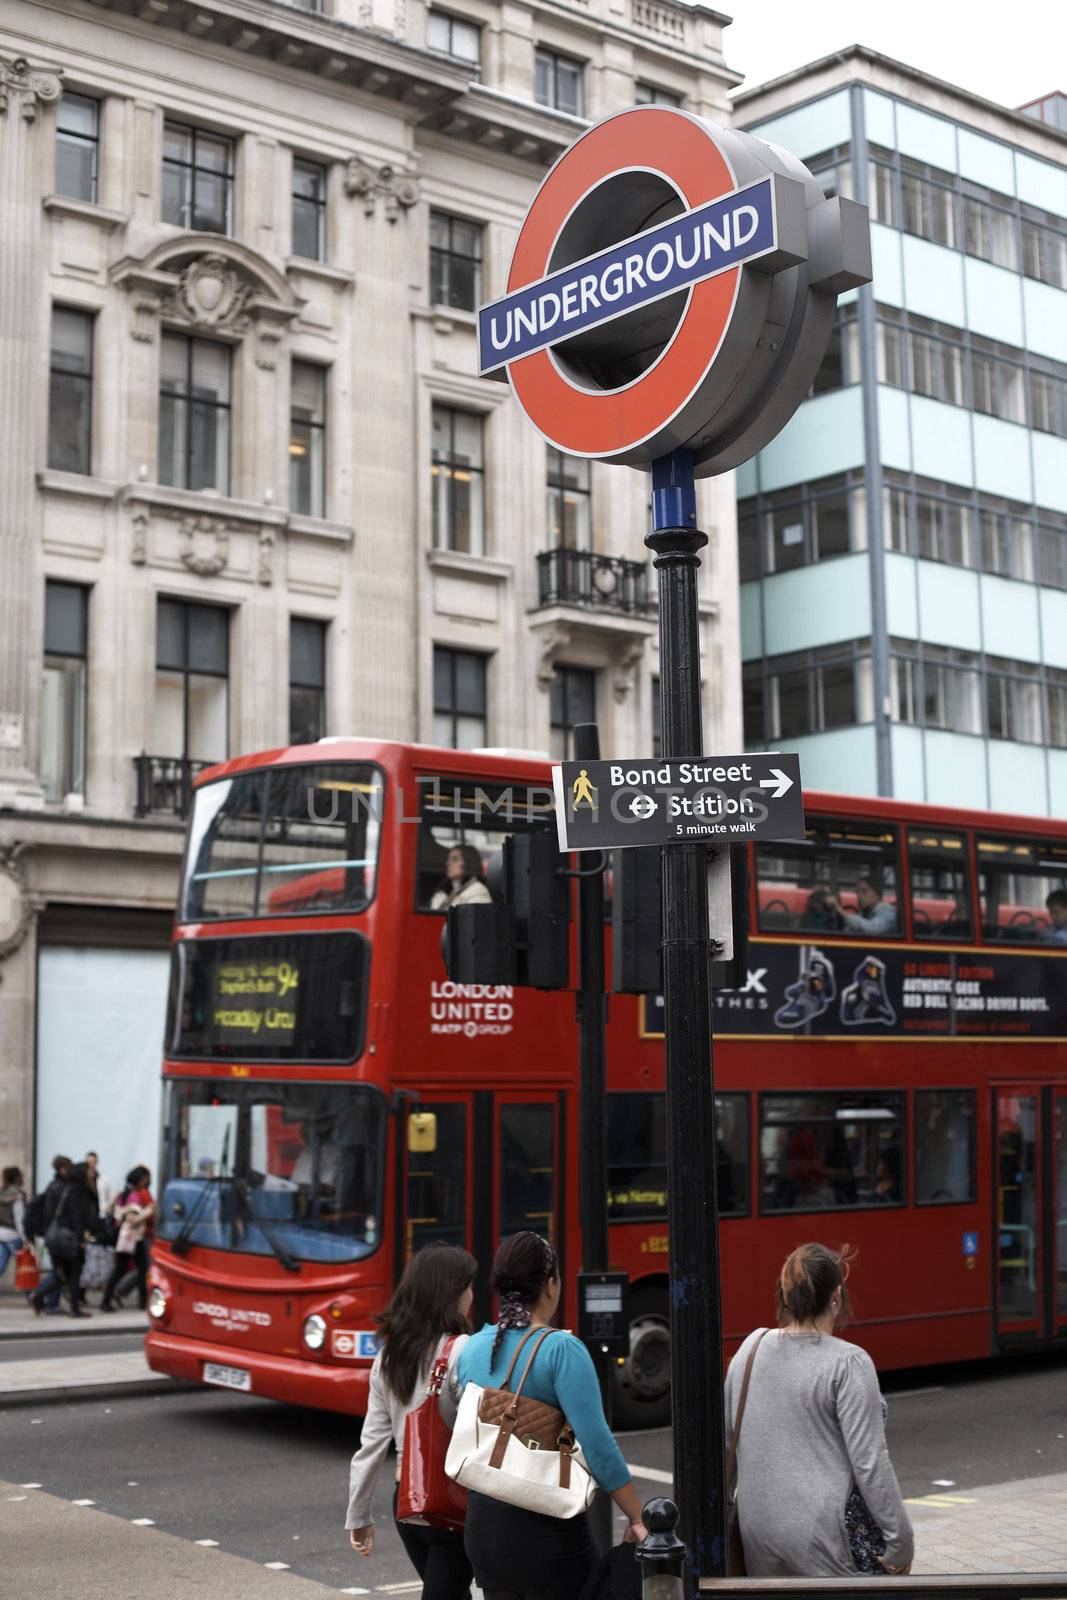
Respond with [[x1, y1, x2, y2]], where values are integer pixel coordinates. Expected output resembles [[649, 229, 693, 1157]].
[[408, 1112, 438, 1153]]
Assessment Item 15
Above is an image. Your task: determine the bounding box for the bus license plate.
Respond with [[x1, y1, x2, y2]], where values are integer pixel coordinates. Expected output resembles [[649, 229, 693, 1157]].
[[204, 1362, 252, 1392]]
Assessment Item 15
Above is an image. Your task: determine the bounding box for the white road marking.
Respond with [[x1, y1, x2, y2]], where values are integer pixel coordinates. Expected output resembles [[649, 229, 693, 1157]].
[[889, 1386, 944, 1399], [73, 1499, 95, 1507], [132, 1518, 155, 1526], [264, 1562, 291, 1571], [18, 1484, 42, 1489], [6, 1496, 27, 1502], [624, 1461, 673, 1484], [340, 1590, 370, 1596], [932, 1479, 956, 1487], [127, 1481, 138, 1487], [375, 1584, 423, 1593], [195, 1539, 220, 1547]]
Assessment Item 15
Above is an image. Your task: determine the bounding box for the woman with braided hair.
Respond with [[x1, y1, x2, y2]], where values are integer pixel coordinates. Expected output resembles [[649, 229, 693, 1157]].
[[455, 1231, 647, 1600], [724, 1242, 913, 1577]]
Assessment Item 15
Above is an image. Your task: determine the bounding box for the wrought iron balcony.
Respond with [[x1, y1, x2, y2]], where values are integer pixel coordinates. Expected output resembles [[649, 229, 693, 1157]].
[[536, 548, 651, 615], [134, 754, 212, 819]]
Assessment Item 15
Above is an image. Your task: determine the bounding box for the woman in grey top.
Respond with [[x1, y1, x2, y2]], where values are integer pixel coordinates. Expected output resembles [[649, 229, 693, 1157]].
[[346, 1241, 477, 1599], [725, 1243, 914, 1578]]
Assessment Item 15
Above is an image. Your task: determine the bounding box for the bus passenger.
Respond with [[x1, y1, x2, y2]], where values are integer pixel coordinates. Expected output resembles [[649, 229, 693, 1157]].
[[347, 1242, 478, 1600], [455, 1231, 648, 1600], [824, 877, 896, 936], [1042, 889, 1067, 944], [431, 845, 492, 911], [725, 1243, 913, 1578]]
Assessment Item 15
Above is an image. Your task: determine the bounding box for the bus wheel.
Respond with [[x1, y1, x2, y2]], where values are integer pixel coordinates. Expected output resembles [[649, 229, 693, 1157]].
[[611, 1286, 670, 1431]]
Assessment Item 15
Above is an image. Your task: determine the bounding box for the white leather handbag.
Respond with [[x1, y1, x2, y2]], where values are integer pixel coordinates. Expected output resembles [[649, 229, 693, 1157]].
[[445, 1327, 597, 1520]]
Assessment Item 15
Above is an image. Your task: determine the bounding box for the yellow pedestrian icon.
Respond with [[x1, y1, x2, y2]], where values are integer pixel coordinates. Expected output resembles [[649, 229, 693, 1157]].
[[572, 768, 597, 812]]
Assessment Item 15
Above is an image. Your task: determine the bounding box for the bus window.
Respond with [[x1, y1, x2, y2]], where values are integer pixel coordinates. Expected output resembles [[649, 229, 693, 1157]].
[[977, 837, 1067, 943], [416, 776, 554, 911], [759, 1092, 904, 1213], [499, 1103, 555, 1240], [756, 821, 899, 938], [606, 1091, 748, 1219], [181, 762, 383, 921], [915, 1089, 976, 1204], [907, 830, 973, 941]]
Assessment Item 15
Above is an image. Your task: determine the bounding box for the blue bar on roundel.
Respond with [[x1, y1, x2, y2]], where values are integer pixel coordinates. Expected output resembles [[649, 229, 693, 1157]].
[[478, 175, 776, 374]]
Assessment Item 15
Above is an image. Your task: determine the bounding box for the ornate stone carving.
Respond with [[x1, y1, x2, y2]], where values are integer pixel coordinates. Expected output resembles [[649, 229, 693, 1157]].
[[344, 156, 419, 222], [130, 512, 148, 565], [0, 55, 61, 122], [535, 622, 572, 691], [178, 516, 230, 576], [257, 530, 274, 586], [131, 295, 162, 343], [165, 253, 253, 333], [0, 844, 32, 962], [612, 637, 647, 704]]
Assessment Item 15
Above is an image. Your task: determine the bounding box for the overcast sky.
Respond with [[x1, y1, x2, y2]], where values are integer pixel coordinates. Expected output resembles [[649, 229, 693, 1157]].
[[722, 1, 1063, 115]]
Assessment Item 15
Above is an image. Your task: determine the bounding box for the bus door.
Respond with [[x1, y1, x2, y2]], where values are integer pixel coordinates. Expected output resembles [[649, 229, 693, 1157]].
[[994, 1086, 1067, 1342], [493, 1093, 565, 1320], [401, 1096, 474, 1266]]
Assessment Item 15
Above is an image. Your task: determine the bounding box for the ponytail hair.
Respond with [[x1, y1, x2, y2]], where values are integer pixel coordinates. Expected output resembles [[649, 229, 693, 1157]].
[[490, 1231, 559, 1369], [776, 1242, 856, 1329]]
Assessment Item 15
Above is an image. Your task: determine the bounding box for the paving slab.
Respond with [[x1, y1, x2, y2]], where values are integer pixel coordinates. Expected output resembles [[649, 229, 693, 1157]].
[[907, 1473, 1067, 1575]]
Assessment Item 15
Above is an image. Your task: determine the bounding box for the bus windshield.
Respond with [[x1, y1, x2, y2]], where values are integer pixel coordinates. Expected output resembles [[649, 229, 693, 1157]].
[[158, 1081, 385, 1264], [181, 761, 383, 922]]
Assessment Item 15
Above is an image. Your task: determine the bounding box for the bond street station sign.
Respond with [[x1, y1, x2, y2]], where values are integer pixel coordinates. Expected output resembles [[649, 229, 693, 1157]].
[[479, 106, 871, 473], [552, 754, 805, 852]]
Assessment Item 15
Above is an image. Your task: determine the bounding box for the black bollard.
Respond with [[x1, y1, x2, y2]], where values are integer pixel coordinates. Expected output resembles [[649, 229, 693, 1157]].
[[636, 1498, 687, 1600]]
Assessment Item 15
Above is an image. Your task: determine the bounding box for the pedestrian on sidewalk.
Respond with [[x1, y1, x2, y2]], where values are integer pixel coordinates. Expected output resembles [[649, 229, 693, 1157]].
[[43, 1161, 98, 1318], [725, 1241, 914, 1578], [101, 1167, 154, 1311], [346, 1241, 478, 1600], [0, 1167, 27, 1281], [85, 1151, 114, 1221], [26, 1155, 72, 1315], [454, 1232, 648, 1600]]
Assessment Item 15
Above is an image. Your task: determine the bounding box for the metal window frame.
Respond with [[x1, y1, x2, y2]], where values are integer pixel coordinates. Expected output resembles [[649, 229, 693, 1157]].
[[291, 157, 327, 262], [161, 332, 232, 494], [155, 596, 230, 764], [56, 91, 100, 203], [428, 209, 483, 310], [432, 643, 488, 749], [535, 46, 584, 115], [289, 359, 327, 517], [162, 119, 235, 233], [550, 663, 597, 755], [431, 403, 485, 554], [48, 304, 95, 476]]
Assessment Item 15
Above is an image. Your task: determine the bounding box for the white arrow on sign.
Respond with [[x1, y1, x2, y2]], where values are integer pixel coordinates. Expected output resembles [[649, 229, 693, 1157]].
[[758, 768, 793, 800]]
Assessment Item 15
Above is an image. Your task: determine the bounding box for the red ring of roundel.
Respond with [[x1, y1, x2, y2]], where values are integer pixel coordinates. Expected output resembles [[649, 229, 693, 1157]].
[[506, 108, 741, 458]]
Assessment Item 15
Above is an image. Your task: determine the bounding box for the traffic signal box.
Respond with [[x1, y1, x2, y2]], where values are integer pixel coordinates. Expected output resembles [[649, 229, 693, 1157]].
[[444, 829, 570, 990]]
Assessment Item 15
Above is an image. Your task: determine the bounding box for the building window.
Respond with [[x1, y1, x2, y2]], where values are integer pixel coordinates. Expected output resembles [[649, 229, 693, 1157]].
[[153, 598, 229, 763], [978, 502, 1035, 582], [867, 155, 898, 227], [971, 340, 1026, 425], [907, 317, 963, 406], [549, 665, 595, 759], [292, 158, 326, 261], [809, 145, 854, 202], [1028, 361, 1067, 439], [426, 9, 481, 65], [634, 82, 681, 107], [919, 643, 982, 735], [811, 305, 860, 394], [431, 404, 484, 555], [162, 121, 234, 234], [41, 581, 88, 802], [159, 334, 231, 493], [1038, 519, 1067, 590], [737, 472, 866, 578], [1021, 207, 1067, 290], [48, 307, 93, 476], [55, 93, 99, 203], [535, 48, 583, 117], [430, 212, 482, 312], [433, 647, 488, 749], [963, 191, 1018, 272], [1047, 667, 1067, 749], [289, 618, 326, 745], [900, 163, 957, 249], [290, 361, 326, 517], [546, 448, 592, 550], [743, 642, 873, 745], [986, 657, 1043, 745]]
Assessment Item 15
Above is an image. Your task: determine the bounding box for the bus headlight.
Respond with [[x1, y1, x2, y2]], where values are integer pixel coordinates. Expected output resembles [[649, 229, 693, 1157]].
[[303, 1313, 327, 1351], [148, 1287, 168, 1321]]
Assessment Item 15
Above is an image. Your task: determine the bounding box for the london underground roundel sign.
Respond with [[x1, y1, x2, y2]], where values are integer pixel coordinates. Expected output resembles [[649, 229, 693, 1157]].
[[478, 107, 872, 475]]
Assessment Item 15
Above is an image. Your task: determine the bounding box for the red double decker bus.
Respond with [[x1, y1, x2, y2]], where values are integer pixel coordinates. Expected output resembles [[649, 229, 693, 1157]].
[[145, 739, 1067, 1427]]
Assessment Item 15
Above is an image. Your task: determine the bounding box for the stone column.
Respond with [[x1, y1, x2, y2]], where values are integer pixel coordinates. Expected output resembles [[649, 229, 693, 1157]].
[[0, 55, 62, 807], [0, 845, 40, 1178]]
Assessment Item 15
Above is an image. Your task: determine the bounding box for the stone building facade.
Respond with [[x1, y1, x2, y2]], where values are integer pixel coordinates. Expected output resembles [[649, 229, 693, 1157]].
[[0, 0, 742, 1183]]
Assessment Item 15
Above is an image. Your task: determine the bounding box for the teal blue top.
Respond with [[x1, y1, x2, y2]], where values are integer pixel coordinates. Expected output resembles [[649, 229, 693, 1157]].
[[456, 1323, 630, 1493]]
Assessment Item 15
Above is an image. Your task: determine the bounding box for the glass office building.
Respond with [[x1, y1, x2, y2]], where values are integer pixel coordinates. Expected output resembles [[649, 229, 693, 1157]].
[[734, 49, 1067, 815]]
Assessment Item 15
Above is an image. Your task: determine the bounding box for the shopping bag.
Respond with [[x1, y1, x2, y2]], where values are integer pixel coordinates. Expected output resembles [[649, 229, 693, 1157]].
[[14, 1247, 39, 1294], [397, 1336, 468, 1532], [80, 1241, 114, 1290]]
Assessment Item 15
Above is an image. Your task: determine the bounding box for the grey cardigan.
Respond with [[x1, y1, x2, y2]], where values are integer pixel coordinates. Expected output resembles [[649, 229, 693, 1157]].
[[345, 1333, 466, 1530], [725, 1329, 914, 1577]]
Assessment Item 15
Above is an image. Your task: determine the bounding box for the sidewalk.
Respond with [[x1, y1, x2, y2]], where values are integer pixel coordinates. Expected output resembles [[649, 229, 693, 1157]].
[[0, 1284, 172, 1405], [906, 1472, 1067, 1575]]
